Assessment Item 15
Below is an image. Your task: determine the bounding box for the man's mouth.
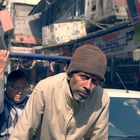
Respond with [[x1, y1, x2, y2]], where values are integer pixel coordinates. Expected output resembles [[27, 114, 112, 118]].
[[77, 91, 89, 99]]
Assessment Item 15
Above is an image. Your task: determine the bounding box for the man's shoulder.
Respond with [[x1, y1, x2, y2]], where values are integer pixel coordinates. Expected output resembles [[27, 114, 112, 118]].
[[42, 72, 67, 82], [37, 72, 67, 88]]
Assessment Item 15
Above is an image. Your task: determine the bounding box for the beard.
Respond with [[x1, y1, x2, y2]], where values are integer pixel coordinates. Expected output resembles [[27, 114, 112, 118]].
[[72, 89, 90, 102]]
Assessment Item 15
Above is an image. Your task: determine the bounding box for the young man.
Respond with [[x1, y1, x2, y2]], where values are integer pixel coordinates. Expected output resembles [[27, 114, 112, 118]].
[[10, 44, 110, 140], [0, 50, 29, 140]]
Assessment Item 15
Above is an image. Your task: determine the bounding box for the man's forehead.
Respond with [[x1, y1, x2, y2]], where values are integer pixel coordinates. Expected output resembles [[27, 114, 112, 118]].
[[77, 72, 101, 79], [8, 78, 28, 84], [77, 72, 94, 77]]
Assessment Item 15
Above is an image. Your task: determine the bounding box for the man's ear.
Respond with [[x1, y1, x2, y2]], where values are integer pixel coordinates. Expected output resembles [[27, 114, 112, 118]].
[[67, 72, 72, 80]]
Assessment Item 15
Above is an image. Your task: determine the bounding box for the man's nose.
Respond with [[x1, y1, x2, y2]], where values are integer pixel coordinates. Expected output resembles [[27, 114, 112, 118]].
[[17, 89, 24, 94], [84, 79, 92, 90]]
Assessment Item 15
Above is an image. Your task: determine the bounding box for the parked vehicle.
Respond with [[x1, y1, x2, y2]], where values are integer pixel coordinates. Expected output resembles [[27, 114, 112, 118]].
[[106, 88, 140, 140]]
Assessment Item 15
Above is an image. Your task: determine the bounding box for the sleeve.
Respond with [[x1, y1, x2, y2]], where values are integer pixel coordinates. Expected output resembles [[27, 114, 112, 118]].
[[85, 93, 110, 140], [0, 77, 5, 113], [9, 81, 46, 140]]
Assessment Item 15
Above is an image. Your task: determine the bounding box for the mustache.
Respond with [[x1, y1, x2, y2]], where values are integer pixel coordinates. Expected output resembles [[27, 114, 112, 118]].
[[76, 89, 90, 95]]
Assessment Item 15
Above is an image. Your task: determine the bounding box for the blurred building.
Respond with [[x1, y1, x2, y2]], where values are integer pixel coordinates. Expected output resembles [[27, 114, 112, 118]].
[[29, 0, 139, 89], [0, 0, 140, 88]]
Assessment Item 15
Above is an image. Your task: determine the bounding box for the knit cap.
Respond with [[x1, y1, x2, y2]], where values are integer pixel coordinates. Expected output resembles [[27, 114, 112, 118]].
[[67, 44, 107, 81]]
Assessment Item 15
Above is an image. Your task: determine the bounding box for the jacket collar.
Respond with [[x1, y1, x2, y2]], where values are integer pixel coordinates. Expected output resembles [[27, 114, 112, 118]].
[[60, 73, 79, 113]]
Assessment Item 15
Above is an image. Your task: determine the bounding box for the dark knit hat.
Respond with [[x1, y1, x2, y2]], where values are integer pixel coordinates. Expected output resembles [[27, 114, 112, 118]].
[[67, 44, 107, 81]]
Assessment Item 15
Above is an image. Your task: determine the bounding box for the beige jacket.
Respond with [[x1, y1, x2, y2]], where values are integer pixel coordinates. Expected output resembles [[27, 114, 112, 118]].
[[9, 73, 110, 140]]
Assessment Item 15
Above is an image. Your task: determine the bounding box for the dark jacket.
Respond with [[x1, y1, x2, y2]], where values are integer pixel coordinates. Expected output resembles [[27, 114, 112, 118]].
[[0, 77, 28, 140]]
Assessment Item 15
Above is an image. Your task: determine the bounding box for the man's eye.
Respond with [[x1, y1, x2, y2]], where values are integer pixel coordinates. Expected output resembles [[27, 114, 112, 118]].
[[80, 74, 90, 80], [92, 78, 101, 85]]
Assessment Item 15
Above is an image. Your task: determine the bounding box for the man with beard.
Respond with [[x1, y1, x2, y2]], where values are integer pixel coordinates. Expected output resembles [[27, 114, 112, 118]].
[[10, 44, 110, 140]]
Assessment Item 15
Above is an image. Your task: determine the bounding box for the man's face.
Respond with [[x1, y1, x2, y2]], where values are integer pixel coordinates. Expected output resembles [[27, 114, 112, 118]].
[[68, 72, 102, 102], [6, 79, 29, 104]]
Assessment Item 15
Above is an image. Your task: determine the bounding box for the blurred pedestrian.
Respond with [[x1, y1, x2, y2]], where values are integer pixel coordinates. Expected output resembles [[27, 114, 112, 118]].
[[0, 50, 30, 140], [47, 61, 65, 76], [10, 44, 110, 140]]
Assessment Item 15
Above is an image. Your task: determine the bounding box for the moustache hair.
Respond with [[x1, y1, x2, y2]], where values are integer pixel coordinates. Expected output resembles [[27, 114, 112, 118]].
[[76, 89, 90, 95]]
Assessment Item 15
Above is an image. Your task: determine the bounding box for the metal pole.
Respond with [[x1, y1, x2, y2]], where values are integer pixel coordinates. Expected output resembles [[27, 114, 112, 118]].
[[9, 53, 71, 62]]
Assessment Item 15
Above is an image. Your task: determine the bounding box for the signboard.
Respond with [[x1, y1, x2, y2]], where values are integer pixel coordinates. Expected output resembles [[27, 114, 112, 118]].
[[133, 49, 140, 61], [12, 34, 40, 45], [42, 21, 87, 47], [135, 0, 140, 20], [80, 26, 136, 56], [10, 46, 35, 54], [0, 9, 13, 32], [126, 0, 140, 23]]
